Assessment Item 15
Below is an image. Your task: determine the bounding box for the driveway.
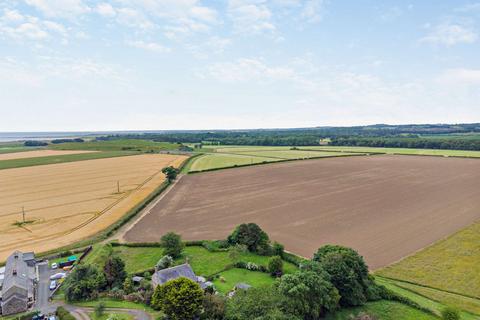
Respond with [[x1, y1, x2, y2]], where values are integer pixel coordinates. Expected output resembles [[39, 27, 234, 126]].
[[35, 262, 56, 313]]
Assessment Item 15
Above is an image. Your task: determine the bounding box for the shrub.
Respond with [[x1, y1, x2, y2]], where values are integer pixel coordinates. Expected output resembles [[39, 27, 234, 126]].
[[104, 255, 127, 289], [268, 256, 284, 277], [95, 302, 105, 318], [160, 232, 184, 258], [246, 262, 259, 271], [441, 307, 461, 320], [63, 264, 105, 301], [56, 307, 76, 320], [151, 277, 204, 320], [272, 242, 285, 257], [201, 293, 226, 320], [156, 255, 174, 270]]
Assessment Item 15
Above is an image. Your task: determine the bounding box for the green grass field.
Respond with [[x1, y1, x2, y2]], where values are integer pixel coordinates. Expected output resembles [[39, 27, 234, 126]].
[[0, 151, 137, 170], [73, 298, 156, 311], [298, 146, 480, 157], [212, 268, 276, 294], [376, 277, 479, 320], [89, 311, 133, 320], [111, 245, 297, 276], [51, 139, 180, 152], [377, 221, 480, 299], [324, 300, 437, 320], [187, 146, 366, 172], [188, 153, 282, 171]]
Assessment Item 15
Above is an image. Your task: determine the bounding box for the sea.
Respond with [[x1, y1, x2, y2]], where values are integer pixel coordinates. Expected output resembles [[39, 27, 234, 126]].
[[0, 131, 173, 142]]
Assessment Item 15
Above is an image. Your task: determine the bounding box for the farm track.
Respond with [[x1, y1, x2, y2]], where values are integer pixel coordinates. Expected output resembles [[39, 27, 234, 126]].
[[125, 155, 480, 270]]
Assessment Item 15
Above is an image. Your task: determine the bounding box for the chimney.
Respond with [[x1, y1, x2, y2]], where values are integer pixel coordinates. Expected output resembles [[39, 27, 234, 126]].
[[13, 269, 17, 276]]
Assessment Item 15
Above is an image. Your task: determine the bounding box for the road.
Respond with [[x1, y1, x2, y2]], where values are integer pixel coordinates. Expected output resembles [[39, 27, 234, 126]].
[[35, 262, 56, 314]]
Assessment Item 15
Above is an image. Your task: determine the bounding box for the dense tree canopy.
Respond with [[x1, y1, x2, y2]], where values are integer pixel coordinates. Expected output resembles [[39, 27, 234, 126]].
[[227, 223, 270, 254], [63, 264, 105, 301], [160, 232, 185, 258], [103, 255, 127, 289], [151, 277, 204, 320], [313, 245, 372, 307]]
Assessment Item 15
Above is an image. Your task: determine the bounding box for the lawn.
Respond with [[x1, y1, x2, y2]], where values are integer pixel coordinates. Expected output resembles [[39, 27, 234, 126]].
[[324, 300, 438, 320], [51, 139, 181, 152], [0, 150, 137, 170], [297, 146, 480, 157], [377, 221, 480, 299], [112, 245, 298, 276], [212, 268, 276, 294], [73, 298, 156, 311]]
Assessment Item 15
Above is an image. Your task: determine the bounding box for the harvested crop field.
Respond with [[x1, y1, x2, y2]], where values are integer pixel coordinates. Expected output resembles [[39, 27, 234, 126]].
[[0, 154, 187, 262], [125, 155, 480, 269], [0, 149, 95, 161]]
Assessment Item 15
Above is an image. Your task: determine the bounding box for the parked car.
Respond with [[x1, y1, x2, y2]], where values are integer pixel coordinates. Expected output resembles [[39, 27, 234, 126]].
[[32, 313, 45, 320], [50, 272, 66, 280], [51, 263, 58, 269], [62, 265, 73, 271], [49, 280, 57, 290]]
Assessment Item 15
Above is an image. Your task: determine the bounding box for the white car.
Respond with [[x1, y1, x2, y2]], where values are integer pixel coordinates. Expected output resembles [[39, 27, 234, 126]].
[[49, 280, 57, 290], [51, 263, 58, 269], [50, 273, 66, 280]]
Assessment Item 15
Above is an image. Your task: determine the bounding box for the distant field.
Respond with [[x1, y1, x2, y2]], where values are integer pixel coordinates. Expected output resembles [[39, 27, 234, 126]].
[[189, 153, 282, 171], [298, 146, 480, 157], [0, 154, 187, 262], [0, 149, 95, 161], [0, 151, 138, 170], [52, 139, 181, 152], [377, 220, 480, 299], [187, 146, 365, 172]]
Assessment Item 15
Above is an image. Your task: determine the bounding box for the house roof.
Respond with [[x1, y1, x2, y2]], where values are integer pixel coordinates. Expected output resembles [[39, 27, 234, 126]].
[[153, 263, 197, 286], [1, 251, 34, 304]]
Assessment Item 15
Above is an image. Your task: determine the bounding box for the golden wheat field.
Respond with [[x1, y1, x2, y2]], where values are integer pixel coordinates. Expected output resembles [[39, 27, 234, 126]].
[[0, 154, 187, 261], [0, 149, 95, 161]]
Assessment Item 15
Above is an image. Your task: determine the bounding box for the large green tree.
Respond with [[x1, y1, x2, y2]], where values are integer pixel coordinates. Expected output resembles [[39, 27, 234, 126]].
[[103, 255, 127, 289], [63, 264, 106, 301], [151, 277, 204, 320], [160, 232, 185, 258], [313, 245, 372, 307], [162, 166, 178, 182], [227, 223, 270, 253], [277, 270, 340, 319]]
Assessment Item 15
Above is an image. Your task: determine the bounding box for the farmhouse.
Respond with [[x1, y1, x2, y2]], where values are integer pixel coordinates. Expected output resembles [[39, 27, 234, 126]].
[[152, 263, 210, 289], [0, 251, 36, 316]]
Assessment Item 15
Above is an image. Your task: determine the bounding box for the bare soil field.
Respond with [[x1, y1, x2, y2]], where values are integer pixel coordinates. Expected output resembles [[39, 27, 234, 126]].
[[125, 155, 480, 269], [0, 149, 95, 161], [0, 154, 187, 262]]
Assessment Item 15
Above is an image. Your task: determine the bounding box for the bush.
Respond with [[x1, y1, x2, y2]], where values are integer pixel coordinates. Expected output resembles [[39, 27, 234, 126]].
[[104, 255, 127, 289], [95, 302, 105, 318], [160, 232, 184, 258], [24, 140, 48, 146], [441, 307, 461, 320], [202, 240, 229, 252], [156, 255, 174, 270], [201, 293, 226, 320], [63, 264, 106, 301], [56, 307, 76, 320], [272, 242, 285, 257], [268, 256, 283, 277]]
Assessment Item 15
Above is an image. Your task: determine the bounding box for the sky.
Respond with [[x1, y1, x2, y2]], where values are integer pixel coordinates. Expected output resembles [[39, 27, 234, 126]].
[[0, 0, 479, 131]]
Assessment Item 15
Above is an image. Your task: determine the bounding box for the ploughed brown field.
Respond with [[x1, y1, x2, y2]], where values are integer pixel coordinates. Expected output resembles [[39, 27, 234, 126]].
[[125, 155, 480, 269]]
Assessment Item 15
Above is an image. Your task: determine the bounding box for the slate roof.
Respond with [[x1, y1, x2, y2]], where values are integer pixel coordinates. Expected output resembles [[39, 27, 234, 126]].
[[152, 263, 197, 287]]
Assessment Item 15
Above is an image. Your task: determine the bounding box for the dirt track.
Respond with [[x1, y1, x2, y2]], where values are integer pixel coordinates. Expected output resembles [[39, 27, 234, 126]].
[[125, 155, 480, 269]]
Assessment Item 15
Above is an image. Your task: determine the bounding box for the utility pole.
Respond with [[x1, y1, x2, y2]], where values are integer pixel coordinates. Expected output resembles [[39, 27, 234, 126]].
[[117, 181, 120, 194], [22, 206, 25, 223]]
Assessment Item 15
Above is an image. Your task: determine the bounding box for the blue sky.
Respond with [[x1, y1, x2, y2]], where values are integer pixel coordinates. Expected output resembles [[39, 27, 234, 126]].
[[0, 0, 479, 131]]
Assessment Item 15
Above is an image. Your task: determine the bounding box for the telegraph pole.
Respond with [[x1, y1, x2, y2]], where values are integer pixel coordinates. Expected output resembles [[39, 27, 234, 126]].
[[22, 206, 25, 223], [117, 181, 120, 193]]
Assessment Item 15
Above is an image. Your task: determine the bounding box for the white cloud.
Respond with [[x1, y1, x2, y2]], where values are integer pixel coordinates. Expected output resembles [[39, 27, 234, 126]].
[[24, 0, 90, 18], [421, 23, 477, 46], [301, 0, 325, 23], [437, 68, 480, 85], [228, 0, 275, 34], [95, 3, 116, 17], [126, 40, 171, 53], [116, 7, 154, 30], [0, 9, 67, 41], [207, 36, 232, 53]]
